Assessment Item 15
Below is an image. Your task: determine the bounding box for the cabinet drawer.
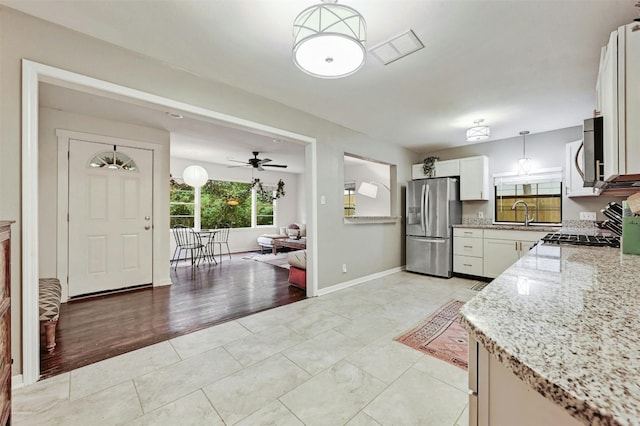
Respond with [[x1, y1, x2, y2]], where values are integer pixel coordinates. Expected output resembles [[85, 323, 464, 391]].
[[453, 228, 483, 239], [454, 237, 483, 257], [483, 229, 548, 242], [454, 255, 483, 276]]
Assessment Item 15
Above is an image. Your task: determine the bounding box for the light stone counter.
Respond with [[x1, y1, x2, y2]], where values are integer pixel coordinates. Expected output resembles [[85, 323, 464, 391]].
[[460, 243, 640, 426], [453, 223, 561, 232]]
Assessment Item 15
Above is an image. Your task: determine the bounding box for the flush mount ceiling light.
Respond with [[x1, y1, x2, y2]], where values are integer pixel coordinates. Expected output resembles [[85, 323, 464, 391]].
[[518, 131, 532, 176], [293, 0, 366, 79], [466, 119, 490, 142]]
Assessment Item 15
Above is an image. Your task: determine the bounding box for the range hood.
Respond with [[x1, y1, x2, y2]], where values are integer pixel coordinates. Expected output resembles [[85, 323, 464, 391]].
[[599, 174, 640, 196]]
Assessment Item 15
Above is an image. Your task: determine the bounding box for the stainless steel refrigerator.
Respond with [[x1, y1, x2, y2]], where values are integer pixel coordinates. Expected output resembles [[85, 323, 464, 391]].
[[406, 177, 461, 277]]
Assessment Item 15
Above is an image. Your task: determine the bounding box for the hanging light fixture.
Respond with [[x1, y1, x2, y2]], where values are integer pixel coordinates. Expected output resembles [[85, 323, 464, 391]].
[[518, 131, 532, 175], [466, 119, 490, 142], [182, 165, 209, 187], [293, 0, 367, 79]]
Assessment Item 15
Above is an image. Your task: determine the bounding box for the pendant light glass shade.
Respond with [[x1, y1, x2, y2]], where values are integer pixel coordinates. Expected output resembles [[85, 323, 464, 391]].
[[293, 1, 366, 79], [466, 119, 490, 142], [182, 165, 209, 187], [518, 131, 531, 175]]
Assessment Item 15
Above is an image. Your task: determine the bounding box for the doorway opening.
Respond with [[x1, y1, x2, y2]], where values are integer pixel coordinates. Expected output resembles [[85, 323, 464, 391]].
[[22, 59, 318, 385]]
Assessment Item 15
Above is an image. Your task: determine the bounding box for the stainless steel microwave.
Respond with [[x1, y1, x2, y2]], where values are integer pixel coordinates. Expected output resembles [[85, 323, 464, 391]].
[[582, 117, 603, 188]]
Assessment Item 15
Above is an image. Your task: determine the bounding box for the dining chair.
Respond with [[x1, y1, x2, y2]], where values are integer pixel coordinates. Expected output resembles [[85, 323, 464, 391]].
[[171, 224, 206, 269], [207, 223, 232, 264]]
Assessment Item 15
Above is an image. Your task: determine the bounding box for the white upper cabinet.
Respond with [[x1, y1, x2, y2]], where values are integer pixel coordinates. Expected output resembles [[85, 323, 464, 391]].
[[597, 23, 640, 181], [411, 163, 429, 180], [460, 156, 489, 200], [435, 159, 460, 177], [564, 141, 599, 197]]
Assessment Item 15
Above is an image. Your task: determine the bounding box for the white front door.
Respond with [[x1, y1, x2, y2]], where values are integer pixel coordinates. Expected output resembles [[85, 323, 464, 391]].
[[68, 139, 153, 297]]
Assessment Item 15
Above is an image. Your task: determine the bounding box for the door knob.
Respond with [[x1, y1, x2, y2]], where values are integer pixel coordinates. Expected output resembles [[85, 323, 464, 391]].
[[145, 225, 151, 230]]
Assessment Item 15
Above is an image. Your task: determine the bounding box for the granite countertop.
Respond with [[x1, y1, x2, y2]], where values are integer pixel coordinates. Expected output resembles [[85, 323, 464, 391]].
[[459, 243, 640, 426], [453, 223, 561, 232]]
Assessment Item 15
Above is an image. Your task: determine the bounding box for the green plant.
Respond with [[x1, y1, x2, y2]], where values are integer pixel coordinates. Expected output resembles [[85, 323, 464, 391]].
[[422, 156, 439, 177]]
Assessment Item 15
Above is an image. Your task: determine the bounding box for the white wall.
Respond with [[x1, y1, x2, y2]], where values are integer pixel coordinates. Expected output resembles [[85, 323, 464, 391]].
[[422, 126, 624, 222], [170, 156, 302, 253], [39, 107, 171, 284], [1, 7, 414, 375]]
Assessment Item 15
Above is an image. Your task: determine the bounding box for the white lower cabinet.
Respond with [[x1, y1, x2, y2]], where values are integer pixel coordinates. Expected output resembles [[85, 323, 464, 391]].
[[453, 228, 483, 276], [482, 230, 548, 279], [469, 339, 582, 426], [453, 228, 548, 279]]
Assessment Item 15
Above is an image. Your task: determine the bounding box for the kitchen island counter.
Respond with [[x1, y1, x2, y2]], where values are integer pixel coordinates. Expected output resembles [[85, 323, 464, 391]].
[[460, 243, 640, 426]]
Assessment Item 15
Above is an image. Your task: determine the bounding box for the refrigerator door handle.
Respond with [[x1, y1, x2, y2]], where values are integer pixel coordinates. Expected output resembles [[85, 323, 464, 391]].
[[423, 184, 430, 234], [420, 184, 427, 233], [410, 237, 446, 243]]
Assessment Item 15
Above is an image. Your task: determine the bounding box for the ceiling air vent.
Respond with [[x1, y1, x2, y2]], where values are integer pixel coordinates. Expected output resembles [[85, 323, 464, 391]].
[[369, 30, 424, 65]]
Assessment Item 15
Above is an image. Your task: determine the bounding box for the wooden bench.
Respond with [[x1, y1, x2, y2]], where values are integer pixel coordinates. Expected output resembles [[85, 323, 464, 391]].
[[39, 278, 61, 352]]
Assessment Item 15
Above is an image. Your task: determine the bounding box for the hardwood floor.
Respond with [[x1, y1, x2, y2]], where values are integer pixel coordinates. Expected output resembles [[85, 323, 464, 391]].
[[40, 252, 306, 379]]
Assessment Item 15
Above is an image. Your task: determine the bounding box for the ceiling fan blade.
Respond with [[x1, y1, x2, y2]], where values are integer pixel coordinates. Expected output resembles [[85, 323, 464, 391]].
[[257, 165, 265, 171], [228, 159, 249, 164], [259, 158, 272, 164], [226, 164, 248, 168], [262, 164, 287, 168]]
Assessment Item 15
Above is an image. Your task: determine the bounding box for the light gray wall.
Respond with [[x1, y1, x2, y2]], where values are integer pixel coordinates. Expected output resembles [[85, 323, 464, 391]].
[[421, 126, 624, 222], [1, 7, 414, 374]]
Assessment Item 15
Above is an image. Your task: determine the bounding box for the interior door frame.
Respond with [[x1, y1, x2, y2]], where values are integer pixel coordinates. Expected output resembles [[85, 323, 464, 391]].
[[57, 131, 159, 303], [21, 59, 318, 386]]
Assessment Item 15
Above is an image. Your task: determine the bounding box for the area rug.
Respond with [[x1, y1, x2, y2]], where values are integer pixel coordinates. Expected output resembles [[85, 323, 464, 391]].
[[241, 251, 298, 269], [395, 300, 468, 370], [470, 281, 489, 291]]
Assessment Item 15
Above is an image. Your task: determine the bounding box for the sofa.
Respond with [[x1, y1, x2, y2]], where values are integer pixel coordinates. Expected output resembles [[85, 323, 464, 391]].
[[287, 250, 306, 290], [257, 223, 307, 253]]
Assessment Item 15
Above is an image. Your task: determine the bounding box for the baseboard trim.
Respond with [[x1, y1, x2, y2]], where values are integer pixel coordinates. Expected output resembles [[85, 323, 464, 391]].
[[317, 266, 404, 296]]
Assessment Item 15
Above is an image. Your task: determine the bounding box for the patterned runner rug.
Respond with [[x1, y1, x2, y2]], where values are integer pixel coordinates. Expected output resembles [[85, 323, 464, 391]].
[[395, 300, 468, 370]]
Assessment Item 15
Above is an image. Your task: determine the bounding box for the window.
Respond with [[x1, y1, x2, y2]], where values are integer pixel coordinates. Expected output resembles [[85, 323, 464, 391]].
[[170, 178, 195, 227], [90, 149, 137, 171], [494, 181, 562, 224], [170, 178, 277, 229], [344, 181, 356, 216]]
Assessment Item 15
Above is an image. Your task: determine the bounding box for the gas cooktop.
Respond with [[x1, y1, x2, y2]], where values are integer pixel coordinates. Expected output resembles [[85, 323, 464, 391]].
[[541, 232, 620, 248]]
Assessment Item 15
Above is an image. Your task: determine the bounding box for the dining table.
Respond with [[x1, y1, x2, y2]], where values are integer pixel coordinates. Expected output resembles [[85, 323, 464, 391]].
[[194, 228, 220, 265]]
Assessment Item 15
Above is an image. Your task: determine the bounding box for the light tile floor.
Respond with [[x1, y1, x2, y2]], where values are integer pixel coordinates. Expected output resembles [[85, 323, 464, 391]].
[[14, 272, 480, 426]]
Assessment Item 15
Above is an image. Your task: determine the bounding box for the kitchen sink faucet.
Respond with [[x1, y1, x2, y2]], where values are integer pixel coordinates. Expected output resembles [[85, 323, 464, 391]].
[[511, 200, 535, 226]]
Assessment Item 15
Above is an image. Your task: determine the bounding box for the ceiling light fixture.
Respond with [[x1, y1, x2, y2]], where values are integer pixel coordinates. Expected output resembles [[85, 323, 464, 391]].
[[466, 119, 490, 142], [518, 131, 532, 176], [182, 165, 209, 187], [293, 0, 366, 79]]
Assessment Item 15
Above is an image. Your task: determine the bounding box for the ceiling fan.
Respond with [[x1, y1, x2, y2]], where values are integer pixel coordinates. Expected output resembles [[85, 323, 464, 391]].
[[228, 151, 287, 171]]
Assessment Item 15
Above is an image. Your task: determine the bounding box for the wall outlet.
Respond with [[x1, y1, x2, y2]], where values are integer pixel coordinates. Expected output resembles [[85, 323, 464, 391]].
[[579, 211, 597, 221], [478, 211, 484, 219], [342, 264, 347, 273]]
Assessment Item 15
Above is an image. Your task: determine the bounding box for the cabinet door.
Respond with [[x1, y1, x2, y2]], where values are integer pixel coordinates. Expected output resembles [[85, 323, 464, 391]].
[[412, 164, 428, 180], [435, 159, 460, 177], [518, 240, 540, 257], [483, 239, 518, 278], [460, 156, 489, 201], [564, 141, 598, 197], [623, 23, 640, 175], [600, 30, 619, 181]]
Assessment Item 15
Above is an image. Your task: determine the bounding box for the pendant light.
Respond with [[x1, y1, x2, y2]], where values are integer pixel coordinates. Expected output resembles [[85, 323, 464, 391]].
[[518, 131, 532, 175], [182, 165, 209, 187], [293, 0, 367, 79], [466, 119, 490, 142]]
